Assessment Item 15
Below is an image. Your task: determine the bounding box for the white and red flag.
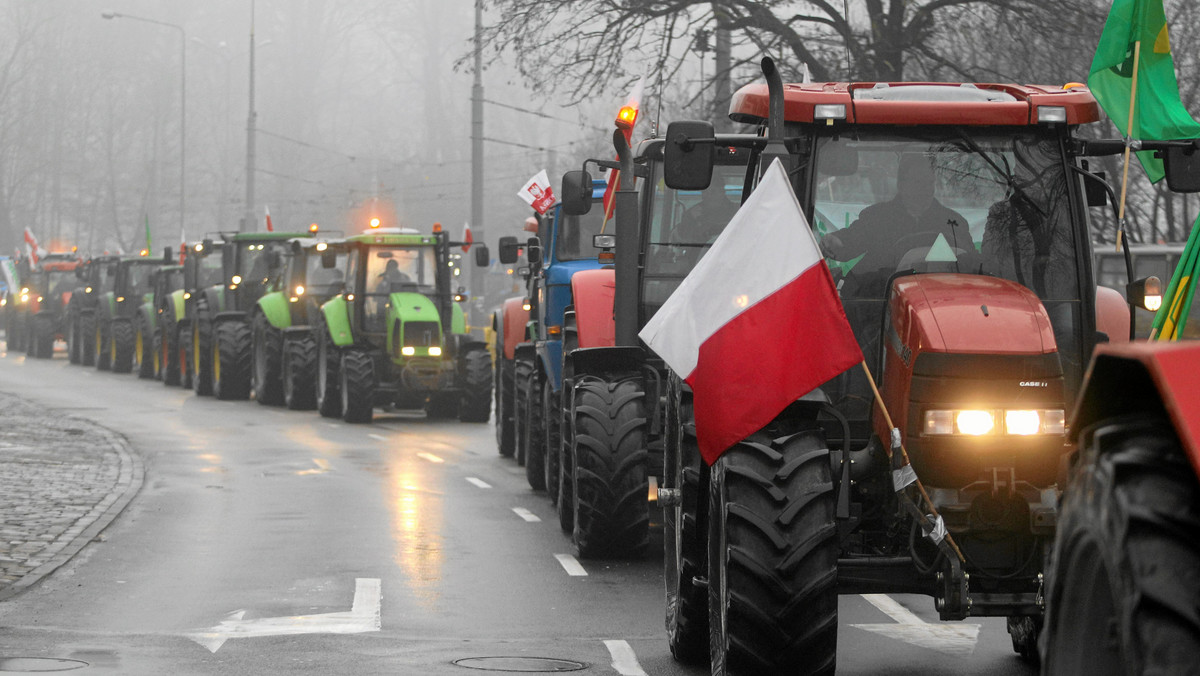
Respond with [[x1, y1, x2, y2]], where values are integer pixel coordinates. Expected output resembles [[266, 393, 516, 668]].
[[461, 222, 474, 253], [518, 170, 557, 214], [264, 205, 274, 232], [639, 159, 862, 464], [23, 227, 42, 264]]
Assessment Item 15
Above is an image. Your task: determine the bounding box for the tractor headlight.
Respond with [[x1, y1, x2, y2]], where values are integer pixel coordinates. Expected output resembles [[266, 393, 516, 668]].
[[401, 346, 416, 356], [428, 346, 442, 357], [923, 408, 1066, 436]]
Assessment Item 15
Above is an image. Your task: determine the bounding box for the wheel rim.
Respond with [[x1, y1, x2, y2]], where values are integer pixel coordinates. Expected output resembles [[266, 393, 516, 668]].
[[212, 338, 221, 383]]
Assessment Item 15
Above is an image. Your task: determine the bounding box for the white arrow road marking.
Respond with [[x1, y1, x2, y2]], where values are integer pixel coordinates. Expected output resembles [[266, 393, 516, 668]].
[[417, 452, 444, 464], [187, 578, 382, 653], [851, 593, 979, 657], [603, 640, 648, 676], [367, 433, 388, 442], [512, 507, 541, 522], [466, 477, 491, 489], [554, 554, 587, 577], [295, 458, 332, 476]]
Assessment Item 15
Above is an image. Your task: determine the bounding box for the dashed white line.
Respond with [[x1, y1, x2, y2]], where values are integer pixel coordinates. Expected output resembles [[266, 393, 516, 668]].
[[417, 452, 444, 464], [367, 433, 388, 442], [326, 423, 341, 429], [465, 477, 491, 489], [512, 507, 541, 522], [603, 640, 647, 676], [554, 553, 587, 577]]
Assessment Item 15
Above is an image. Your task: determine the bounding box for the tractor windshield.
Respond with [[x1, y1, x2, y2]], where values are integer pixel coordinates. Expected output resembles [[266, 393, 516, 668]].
[[365, 246, 436, 295], [555, 208, 606, 261], [304, 250, 347, 297], [809, 127, 1086, 418], [196, 252, 223, 288], [46, 270, 76, 298], [126, 264, 155, 299]]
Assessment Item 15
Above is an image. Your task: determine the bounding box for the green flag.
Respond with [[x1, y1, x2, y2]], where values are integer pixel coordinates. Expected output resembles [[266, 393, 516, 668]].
[[144, 213, 152, 252], [1088, 0, 1200, 182], [1152, 213, 1200, 339]]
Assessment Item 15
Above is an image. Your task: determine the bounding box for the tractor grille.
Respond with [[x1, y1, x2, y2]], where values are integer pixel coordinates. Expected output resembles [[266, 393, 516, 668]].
[[403, 321, 439, 348]]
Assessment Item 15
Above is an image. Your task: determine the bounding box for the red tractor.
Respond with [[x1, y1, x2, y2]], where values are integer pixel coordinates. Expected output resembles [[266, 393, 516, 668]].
[[1040, 340, 1200, 673], [653, 58, 1195, 672]]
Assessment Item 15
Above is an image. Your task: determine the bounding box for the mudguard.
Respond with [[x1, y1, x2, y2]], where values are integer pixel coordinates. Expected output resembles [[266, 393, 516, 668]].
[[100, 293, 116, 321], [257, 291, 292, 330], [385, 291, 443, 357], [214, 310, 247, 324], [1094, 286, 1130, 343], [451, 301, 467, 335], [1072, 341, 1200, 477], [169, 289, 186, 323], [139, 302, 155, 330], [569, 269, 616, 349], [538, 340, 563, 392], [321, 296, 353, 347], [571, 346, 645, 379], [500, 297, 530, 360]]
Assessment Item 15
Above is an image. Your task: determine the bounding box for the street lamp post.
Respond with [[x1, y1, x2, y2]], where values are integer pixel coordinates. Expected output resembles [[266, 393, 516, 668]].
[[102, 11, 186, 245]]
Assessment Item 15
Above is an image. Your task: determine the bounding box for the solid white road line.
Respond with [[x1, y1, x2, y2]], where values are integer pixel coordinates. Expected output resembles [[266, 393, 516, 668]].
[[512, 507, 541, 522], [603, 639, 648, 676], [465, 477, 491, 489], [554, 553, 587, 577], [416, 452, 444, 464]]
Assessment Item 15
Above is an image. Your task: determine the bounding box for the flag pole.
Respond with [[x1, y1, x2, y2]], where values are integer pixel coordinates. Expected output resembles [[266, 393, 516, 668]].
[[859, 361, 966, 563], [1116, 40, 1143, 252]]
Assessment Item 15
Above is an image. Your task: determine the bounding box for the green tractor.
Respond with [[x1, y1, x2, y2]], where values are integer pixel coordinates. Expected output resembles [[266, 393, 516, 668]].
[[136, 260, 185, 380], [184, 230, 313, 399], [95, 252, 176, 374], [250, 237, 347, 408], [66, 254, 121, 367], [315, 226, 491, 423], [151, 261, 187, 385]]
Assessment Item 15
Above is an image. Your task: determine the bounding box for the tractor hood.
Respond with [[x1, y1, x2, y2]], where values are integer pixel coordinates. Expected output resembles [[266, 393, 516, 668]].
[[889, 273, 1057, 356]]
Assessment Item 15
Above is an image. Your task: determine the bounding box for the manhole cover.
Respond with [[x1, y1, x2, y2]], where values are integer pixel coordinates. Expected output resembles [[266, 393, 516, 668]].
[[452, 657, 587, 672], [0, 658, 89, 673]]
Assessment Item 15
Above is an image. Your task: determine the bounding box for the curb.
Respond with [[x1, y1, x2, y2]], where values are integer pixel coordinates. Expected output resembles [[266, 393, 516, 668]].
[[0, 423, 144, 602]]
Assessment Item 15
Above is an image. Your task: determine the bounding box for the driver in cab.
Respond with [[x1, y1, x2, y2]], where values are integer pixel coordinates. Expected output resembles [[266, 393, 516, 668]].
[[821, 154, 969, 294]]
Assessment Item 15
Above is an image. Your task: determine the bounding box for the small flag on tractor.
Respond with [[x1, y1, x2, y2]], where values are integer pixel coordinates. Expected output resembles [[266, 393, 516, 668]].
[[23, 227, 41, 265], [461, 222, 473, 253], [639, 159, 862, 464], [1088, 0, 1200, 182], [264, 205, 274, 232], [144, 213, 153, 252], [518, 170, 556, 215], [1152, 213, 1200, 340]]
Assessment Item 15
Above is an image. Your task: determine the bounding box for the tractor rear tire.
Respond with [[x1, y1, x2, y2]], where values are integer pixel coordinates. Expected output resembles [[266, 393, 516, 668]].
[[32, 314, 54, 359], [664, 376, 709, 664], [94, 318, 112, 371], [178, 321, 193, 389], [544, 383, 562, 505], [79, 312, 96, 366], [524, 375, 546, 491], [213, 320, 252, 400], [707, 429, 838, 676], [162, 323, 181, 386], [67, 311, 82, 364], [1041, 415, 1200, 675], [570, 375, 650, 559], [192, 312, 214, 396], [283, 333, 317, 410], [513, 357, 534, 467], [458, 347, 492, 423], [496, 357, 516, 457], [110, 318, 135, 373], [316, 327, 342, 418], [340, 348, 375, 423], [135, 316, 156, 379], [253, 314, 285, 406]]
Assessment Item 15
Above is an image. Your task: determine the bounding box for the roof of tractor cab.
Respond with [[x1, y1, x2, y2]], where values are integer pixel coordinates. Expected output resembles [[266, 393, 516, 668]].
[[729, 81, 1101, 127], [346, 230, 440, 246], [226, 231, 313, 242]]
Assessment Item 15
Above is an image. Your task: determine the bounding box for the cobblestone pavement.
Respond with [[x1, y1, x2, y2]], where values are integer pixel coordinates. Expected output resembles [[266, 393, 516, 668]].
[[0, 390, 142, 600]]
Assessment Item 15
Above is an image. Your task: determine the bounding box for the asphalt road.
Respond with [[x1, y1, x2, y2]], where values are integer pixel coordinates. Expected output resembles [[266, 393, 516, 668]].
[[0, 346, 1040, 675]]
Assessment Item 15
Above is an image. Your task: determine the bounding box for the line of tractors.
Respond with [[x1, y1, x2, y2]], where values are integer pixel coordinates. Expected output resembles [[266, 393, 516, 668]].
[[3, 223, 493, 426], [491, 60, 1200, 674]]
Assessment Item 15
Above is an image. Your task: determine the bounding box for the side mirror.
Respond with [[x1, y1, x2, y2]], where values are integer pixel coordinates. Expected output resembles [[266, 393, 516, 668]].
[[1128, 276, 1163, 312], [498, 236, 520, 264], [473, 244, 490, 267], [201, 238, 214, 254], [163, 246, 173, 263], [560, 170, 593, 216], [664, 120, 715, 190], [526, 237, 542, 266], [321, 250, 337, 268], [517, 266, 531, 279], [1164, 144, 1200, 193]]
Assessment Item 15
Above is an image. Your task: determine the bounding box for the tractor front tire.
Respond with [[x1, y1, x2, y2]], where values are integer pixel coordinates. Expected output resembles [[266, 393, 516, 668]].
[[253, 314, 285, 406], [1041, 415, 1200, 675], [94, 318, 112, 371], [110, 318, 135, 373], [664, 376, 709, 664], [458, 347, 492, 423], [570, 375, 650, 559], [544, 383, 562, 505], [340, 348, 375, 423], [707, 429, 838, 676], [496, 357, 516, 457], [283, 333, 317, 410], [213, 320, 252, 400], [513, 358, 534, 467], [32, 314, 54, 359], [161, 323, 181, 386], [135, 316, 156, 379], [67, 311, 82, 364], [524, 375, 546, 491], [192, 313, 214, 396], [316, 328, 342, 418]]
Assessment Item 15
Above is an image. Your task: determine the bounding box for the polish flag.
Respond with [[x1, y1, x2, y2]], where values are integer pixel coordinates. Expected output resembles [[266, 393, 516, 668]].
[[639, 159, 862, 464], [264, 205, 274, 232], [23, 227, 41, 264], [461, 222, 474, 253]]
